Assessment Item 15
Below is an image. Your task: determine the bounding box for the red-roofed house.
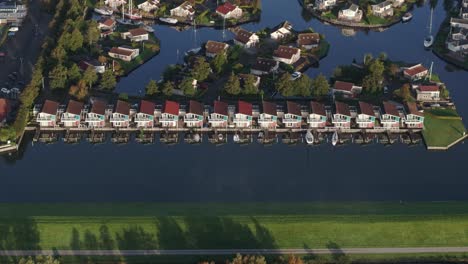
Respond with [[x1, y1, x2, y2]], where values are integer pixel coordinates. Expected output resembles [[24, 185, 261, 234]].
[[405, 102, 424, 128], [121, 28, 149, 42], [208, 101, 229, 128], [36, 100, 59, 127], [170, 1, 195, 19], [272, 46, 301, 65], [307, 101, 327, 128], [356, 101, 376, 128], [332, 101, 351, 129], [86, 99, 107, 128], [0, 98, 10, 125], [109, 46, 139, 62], [234, 100, 253, 128], [234, 28, 259, 48], [61, 100, 83, 127], [381, 102, 401, 129], [332, 81, 362, 98], [283, 101, 302, 128], [416, 85, 440, 101], [110, 100, 131, 127], [135, 100, 155, 128], [403, 64, 428, 81], [160, 100, 179, 127], [258, 101, 278, 129], [216, 2, 242, 19], [98, 17, 116, 31], [184, 100, 204, 128]]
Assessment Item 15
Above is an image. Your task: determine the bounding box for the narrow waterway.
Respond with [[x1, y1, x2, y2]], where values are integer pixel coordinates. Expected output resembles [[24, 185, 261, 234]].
[[0, 0, 467, 202]]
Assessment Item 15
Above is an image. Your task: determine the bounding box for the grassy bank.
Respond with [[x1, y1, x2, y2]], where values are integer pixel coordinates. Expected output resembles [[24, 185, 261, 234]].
[[3, 202, 468, 252], [422, 109, 466, 148]]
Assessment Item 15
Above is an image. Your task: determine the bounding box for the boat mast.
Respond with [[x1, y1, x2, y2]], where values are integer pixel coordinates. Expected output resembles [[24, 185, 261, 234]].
[[429, 8, 433, 34], [428, 61, 434, 81]]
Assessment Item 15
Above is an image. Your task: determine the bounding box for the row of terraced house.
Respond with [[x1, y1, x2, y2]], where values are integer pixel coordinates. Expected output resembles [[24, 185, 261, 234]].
[[34, 99, 424, 130]]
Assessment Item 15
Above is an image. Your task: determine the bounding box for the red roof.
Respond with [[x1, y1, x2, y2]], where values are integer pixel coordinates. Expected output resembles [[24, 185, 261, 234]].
[[139, 100, 155, 115], [41, 100, 59, 115], [406, 102, 423, 116], [287, 101, 301, 116], [334, 81, 354, 92], [216, 2, 237, 15], [214, 101, 228, 116], [335, 101, 350, 116], [262, 101, 277, 116], [91, 99, 106, 115], [0, 98, 10, 121], [66, 100, 83, 115], [383, 102, 399, 117], [115, 100, 130, 115], [189, 100, 204, 116], [404, 64, 428, 77], [418, 85, 439, 92], [238, 100, 252, 116], [164, 100, 179, 116], [110, 47, 134, 57], [310, 101, 326, 116], [359, 101, 374, 116]]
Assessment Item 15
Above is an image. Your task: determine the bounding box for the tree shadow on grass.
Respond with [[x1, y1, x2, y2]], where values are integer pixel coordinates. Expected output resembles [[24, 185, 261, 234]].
[[302, 243, 317, 261], [116, 225, 157, 250], [0, 218, 41, 263], [326, 241, 349, 264]]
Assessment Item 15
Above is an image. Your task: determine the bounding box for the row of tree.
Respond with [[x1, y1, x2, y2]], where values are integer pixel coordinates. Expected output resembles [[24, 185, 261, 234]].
[[275, 73, 330, 97]]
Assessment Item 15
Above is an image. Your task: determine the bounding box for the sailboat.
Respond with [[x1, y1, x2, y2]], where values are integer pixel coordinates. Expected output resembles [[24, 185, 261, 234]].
[[305, 130, 314, 145], [185, 20, 201, 55], [116, 4, 133, 25], [424, 8, 434, 48], [94, 0, 113, 15], [332, 131, 339, 146], [124, 0, 142, 20]]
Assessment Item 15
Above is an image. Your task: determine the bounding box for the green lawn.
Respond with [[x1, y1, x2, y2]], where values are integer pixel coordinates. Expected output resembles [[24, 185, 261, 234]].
[[422, 109, 466, 148], [3, 202, 468, 252]]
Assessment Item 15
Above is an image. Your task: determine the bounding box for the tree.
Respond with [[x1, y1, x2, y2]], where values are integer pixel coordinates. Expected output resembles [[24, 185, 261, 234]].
[[67, 28, 84, 52], [312, 73, 330, 96], [100, 70, 117, 90], [98, 55, 108, 65], [18, 256, 60, 264], [69, 80, 88, 100], [388, 63, 400, 77], [243, 75, 258, 95], [211, 53, 228, 75], [363, 53, 373, 66], [287, 255, 304, 264], [119, 93, 129, 101], [146, 79, 159, 96], [191, 57, 211, 81], [162, 81, 174, 96], [394, 83, 412, 101], [49, 64, 68, 89], [51, 45, 67, 62], [224, 73, 241, 95], [295, 75, 313, 97], [85, 20, 100, 46], [82, 67, 98, 88], [363, 58, 385, 94], [275, 73, 294, 96], [229, 254, 266, 264], [68, 64, 81, 83], [0, 126, 16, 142], [333, 67, 342, 78], [180, 78, 196, 97], [440, 85, 450, 98]]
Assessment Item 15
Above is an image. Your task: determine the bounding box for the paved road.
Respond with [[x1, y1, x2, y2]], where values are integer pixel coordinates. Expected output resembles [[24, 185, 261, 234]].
[[1, 247, 468, 256]]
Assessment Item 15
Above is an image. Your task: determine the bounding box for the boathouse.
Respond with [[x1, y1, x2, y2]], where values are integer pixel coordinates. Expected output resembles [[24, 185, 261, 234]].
[[135, 100, 155, 128], [405, 102, 425, 128], [208, 101, 229, 128], [234, 100, 253, 128], [36, 100, 59, 127], [308, 101, 327, 128], [258, 101, 278, 129], [283, 101, 303, 128], [61, 100, 83, 127], [381, 102, 401, 129], [356, 101, 376, 128], [332, 101, 351, 129], [110, 100, 131, 128], [184, 100, 204, 128], [160, 100, 179, 127]]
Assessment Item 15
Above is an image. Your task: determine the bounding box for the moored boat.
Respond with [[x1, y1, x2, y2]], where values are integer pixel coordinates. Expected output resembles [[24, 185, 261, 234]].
[[94, 6, 113, 16], [332, 131, 339, 146], [402, 12, 412, 22], [141, 24, 155, 32], [305, 130, 314, 145], [159, 17, 178, 24]]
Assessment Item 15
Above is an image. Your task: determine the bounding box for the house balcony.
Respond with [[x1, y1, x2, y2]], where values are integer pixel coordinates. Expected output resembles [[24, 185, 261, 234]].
[[134, 116, 154, 123]]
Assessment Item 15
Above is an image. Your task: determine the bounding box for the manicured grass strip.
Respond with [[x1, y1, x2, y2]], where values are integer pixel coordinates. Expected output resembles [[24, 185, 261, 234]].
[[3, 202, 468, 250], [422, 109, 466, 148]]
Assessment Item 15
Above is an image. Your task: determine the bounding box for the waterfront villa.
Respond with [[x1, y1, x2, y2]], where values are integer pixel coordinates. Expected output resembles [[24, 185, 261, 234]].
[[0, 98, 10, 126], [234, 28, 259, 48], [405, 102, 425, 128], [135, 100, 155, 128], [160, 100, 179, 127], [205, 41, 229, 58], [137, 0, 160, 12], [78, 60, 106, 74], [381, 102, 401, 129], [121, 28, 149, 42], [356, 101, 376, 129], [270, 21, 293, 41], [315, 0, 336, 10], [403, 64, 428, 81], [250, 58, 279, 75], [297, 33, 320, 50], [415, 85, 440, 101], [98, 17, 116, 31], [338, 4, 363, 22], [86, 100, 107, 128], [37, 100, 59, 127], [184, 100, 204, 128], [61, 100, 83, 127], [371, 0, 394, 17], [258, 101, 278, 129], [110, 100, 130, 128], [283, 101, 303, 128], [308, 101, 327, 128], [208, 100, 229, 128], [234, 100, 253, 128], [108, 46, 139, 62], [170, 1, 195, 20], [216, 2, 243, 19], [332, 101, 351, 129], [450, 18, 468, 29], [273, 46, 301, 65], [332, 81, 362, 98]]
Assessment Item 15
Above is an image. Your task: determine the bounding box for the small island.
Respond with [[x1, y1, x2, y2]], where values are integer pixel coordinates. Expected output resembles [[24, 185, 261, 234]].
[[301, 0, 417, 28]]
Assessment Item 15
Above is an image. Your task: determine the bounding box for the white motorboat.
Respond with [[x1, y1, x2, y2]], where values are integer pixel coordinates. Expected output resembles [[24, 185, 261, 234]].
[[159, 17, 178, 24], [185, 47, 201, 56], [193, 133, 201, 142], [332, 131, 339, 146], [402, 12, 412, 22], [233, 134, 240, 143], [94, 6, 113, 16], [141, 24, 155, 32], [424, 8, 434, 48], [305, 130, 314, 145], [217, 133, 224, 141], [8, 27, 19, 32]]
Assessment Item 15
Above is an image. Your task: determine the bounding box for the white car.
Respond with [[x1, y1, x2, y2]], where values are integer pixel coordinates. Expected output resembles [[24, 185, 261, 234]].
[[290, 72, 302, 80]]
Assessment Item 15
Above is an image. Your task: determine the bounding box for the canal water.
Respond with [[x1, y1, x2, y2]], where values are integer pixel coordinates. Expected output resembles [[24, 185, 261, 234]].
[[0, 0, 467, 202]]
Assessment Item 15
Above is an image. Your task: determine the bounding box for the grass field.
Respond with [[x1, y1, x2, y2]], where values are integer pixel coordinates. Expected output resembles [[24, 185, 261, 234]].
[[3, 202, 468, 253], [422, 109, 466, 148]]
